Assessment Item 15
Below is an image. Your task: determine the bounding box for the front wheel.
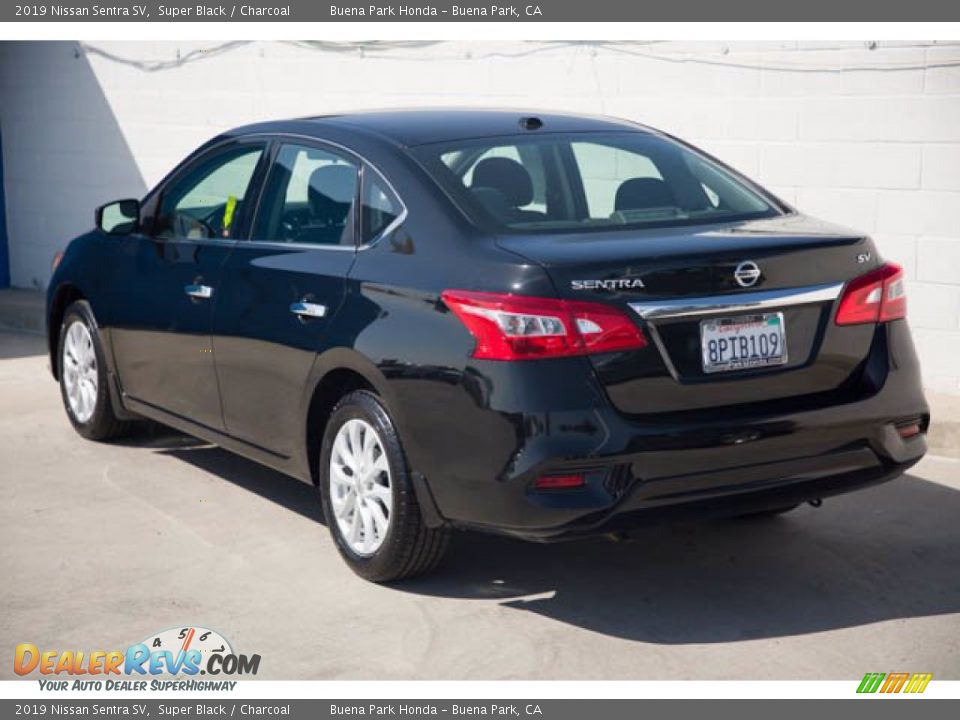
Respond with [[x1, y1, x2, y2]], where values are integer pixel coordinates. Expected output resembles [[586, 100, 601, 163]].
[[58, 300, 133, 441], [319, 390, 449, 582]]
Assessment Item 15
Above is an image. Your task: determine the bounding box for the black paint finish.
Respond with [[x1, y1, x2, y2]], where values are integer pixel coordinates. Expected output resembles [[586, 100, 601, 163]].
[[46, 110, 929, 541]]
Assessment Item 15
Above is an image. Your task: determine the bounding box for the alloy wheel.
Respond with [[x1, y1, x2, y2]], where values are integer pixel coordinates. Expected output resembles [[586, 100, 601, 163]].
[[62, 320, 98, 423], [329, 418, 393, 556]]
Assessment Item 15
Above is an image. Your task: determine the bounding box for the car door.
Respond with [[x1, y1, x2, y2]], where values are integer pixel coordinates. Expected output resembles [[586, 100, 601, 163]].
[[212, 140, 368, 456], [108, 140, 268, 430]]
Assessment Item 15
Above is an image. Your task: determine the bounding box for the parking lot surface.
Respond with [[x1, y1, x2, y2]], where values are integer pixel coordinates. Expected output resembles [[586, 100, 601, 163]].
[[1, 329, 959, 680]]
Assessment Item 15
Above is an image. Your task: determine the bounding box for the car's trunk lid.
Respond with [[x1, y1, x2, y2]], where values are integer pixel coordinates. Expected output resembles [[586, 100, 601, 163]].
[[496, 214, 880, 415]]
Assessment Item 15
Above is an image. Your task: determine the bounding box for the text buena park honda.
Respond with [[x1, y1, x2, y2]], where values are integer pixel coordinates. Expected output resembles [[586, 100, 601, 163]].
[[329, 5, 544, 16], [332, 705, 543, 716]]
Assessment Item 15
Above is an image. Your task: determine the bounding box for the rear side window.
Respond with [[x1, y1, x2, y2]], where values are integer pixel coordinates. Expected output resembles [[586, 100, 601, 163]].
[[360, 173, 402, 245], [253, 143, 359, 246], [413, 132, 779, 234]]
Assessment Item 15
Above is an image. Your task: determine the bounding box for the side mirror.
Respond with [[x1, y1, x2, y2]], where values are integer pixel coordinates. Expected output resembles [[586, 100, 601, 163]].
[[96, 199, 140, 235]]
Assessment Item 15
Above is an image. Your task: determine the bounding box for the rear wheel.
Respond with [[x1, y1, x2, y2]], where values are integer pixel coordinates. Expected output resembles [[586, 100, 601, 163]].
[[319, 390, 449, 582], [58, 301, 133, 441]]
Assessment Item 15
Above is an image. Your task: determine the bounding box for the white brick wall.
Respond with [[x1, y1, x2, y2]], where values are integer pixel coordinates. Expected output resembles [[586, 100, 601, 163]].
[[1, 40, 959, 392]]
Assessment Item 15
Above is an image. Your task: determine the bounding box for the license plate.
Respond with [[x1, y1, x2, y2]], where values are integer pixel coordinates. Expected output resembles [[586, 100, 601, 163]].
[[700, 313, 788, 374]]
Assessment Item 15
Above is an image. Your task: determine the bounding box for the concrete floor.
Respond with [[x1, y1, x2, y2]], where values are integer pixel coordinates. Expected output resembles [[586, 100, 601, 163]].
[[1, 329, 959, 680]]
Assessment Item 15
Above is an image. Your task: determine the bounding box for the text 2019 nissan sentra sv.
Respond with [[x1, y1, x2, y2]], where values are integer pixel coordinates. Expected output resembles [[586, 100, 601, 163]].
[[46, 109, 929, 581]]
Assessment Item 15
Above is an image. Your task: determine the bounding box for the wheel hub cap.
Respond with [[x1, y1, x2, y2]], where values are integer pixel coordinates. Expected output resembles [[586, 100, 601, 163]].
[[62, 320, 98, 423], [329, 418, 393, 556]]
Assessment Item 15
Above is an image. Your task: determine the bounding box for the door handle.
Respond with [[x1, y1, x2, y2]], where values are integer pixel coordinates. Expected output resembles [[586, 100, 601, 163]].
[[184, 284, 214, 300], [290, 301, 327, 319]]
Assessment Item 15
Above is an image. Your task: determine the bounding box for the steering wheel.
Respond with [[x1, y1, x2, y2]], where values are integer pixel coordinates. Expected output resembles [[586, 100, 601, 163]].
[[169, 212, 216, 240], [278, 208, 311, 242], [201, 205, 229, 237]]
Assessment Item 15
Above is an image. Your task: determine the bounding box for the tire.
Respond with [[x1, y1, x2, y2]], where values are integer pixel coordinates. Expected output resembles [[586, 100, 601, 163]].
[[57, 300, 134, 441], [737, 504, 799, 519], [319, 390, 449, 582]]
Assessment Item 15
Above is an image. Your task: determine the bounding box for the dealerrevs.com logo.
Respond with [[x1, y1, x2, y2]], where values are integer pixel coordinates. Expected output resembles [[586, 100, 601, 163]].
[[14, 626, 260, 691]]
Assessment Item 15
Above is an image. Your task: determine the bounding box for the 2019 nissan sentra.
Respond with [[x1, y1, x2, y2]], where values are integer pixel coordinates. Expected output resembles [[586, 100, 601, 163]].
[[46, 109, 929, 581]]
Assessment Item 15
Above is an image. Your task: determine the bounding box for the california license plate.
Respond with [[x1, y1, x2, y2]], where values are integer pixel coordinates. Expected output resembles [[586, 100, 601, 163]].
[[700, 313, 788, 374]]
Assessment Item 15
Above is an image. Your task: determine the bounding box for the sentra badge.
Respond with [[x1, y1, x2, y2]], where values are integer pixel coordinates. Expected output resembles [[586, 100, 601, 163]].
[[571, 278, 645, 291]]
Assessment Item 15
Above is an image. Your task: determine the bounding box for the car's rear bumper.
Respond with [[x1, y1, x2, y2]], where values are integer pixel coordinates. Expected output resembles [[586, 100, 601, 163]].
[[422, 322, 928, 541], [485, 450, 921, 541]]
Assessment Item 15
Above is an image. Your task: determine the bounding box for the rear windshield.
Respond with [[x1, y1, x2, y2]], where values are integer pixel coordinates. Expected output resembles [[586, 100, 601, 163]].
[[411, 132, 782, 234]]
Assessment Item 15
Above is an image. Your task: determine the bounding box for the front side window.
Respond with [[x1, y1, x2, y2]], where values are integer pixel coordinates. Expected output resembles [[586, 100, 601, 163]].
[[413, 132, 780, 234], [155, 144, 264, 240], [253, 143, 359, 246]]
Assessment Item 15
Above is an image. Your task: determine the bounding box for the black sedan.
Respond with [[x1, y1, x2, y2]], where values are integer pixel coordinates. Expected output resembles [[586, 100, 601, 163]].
[[46, 109, 928, 581]]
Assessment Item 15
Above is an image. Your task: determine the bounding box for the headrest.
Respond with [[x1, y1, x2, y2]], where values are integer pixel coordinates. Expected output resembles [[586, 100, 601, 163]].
[[308, 164, 357, 205], [615, 177, 675, 211], [471, 157, 534, 208]]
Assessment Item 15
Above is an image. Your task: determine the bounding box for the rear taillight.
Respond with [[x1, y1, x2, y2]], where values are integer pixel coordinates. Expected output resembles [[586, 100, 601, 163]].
[[835, 262, 906, 326], [441, 290, 647, 361], [534, 473, 586, 490]]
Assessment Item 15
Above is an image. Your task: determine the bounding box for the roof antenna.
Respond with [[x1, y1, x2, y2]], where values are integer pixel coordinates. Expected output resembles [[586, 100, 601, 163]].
[[519, 116, 543, 131]]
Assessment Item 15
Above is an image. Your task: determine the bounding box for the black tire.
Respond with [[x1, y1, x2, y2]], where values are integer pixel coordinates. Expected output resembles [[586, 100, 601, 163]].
[[319, 390, 449, 582], [57, 300, 134, 441], [737, 504, 799, 519]]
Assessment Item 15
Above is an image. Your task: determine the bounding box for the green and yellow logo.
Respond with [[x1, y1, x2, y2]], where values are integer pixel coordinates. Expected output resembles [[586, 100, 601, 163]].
[[857, 672, 933, 694]]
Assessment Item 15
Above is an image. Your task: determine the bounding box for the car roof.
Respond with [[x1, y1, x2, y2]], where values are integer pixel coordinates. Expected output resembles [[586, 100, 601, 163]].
[[225, 108, 656, 148]]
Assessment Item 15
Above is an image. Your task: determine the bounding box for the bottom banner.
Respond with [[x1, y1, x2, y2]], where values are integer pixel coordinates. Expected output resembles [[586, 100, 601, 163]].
[[1, 699, 958, 720]]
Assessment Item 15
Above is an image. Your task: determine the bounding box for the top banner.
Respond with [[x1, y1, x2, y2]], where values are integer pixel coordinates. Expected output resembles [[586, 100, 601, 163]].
[[5, 0, 960, 22]]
